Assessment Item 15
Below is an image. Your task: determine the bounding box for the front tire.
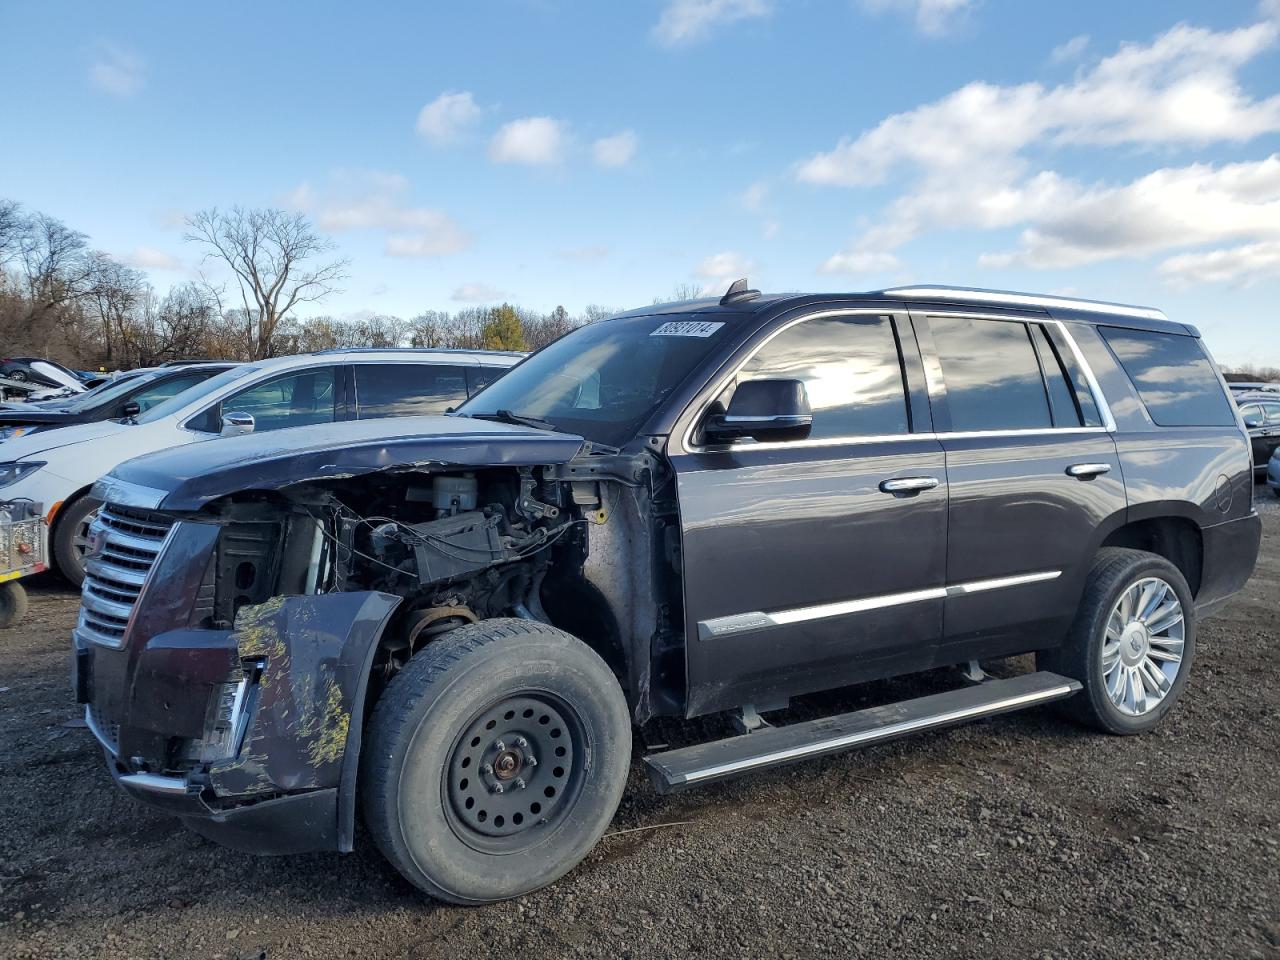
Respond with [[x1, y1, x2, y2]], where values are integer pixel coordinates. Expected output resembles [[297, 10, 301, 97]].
[[52, 495, 100, 587], [361, 618, 631, 904], [1039, 548, 1195, 735]]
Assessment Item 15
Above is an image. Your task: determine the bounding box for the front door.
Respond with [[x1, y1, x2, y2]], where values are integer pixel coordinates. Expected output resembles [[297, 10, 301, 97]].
[[670, 310, 948, 718], [913, 309, 1127, 661]]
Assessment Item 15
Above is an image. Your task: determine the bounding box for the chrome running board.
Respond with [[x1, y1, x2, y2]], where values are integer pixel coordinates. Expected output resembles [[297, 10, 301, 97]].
[[644, 671, 1081, 793]]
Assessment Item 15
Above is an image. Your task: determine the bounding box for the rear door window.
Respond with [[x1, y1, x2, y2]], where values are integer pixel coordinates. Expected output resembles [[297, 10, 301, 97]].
[[731, 313, 910, 440], [1100, 327, 1235, 427], [929, 316, 1052, 431], [354, 363, 469, 418], [1264, 402, 1280, 424], [131, 373, 205, 413]]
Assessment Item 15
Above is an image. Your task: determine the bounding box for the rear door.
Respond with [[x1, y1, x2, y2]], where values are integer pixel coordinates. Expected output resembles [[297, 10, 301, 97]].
[[912, 309, 1126, 662], [670, 308, 948, 717]]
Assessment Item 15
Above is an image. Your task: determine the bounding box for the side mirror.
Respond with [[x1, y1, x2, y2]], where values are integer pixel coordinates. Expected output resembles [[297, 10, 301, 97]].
[[1244, 416, 1263, 429], [120, 400, 140, 418], [704, 378, 813, 444], [220, 411, 255, 437]]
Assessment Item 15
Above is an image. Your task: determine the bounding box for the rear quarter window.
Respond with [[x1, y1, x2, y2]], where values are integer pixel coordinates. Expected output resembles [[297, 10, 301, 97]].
[[1099, 327, 1235, 427]]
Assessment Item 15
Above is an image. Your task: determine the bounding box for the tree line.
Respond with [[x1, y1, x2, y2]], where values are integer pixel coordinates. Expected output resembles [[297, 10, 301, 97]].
[[0, 198, 616, 371]]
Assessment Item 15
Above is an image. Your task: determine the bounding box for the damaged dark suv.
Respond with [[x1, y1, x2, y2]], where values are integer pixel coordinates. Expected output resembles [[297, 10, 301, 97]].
[[74, 283, 1260, 904]]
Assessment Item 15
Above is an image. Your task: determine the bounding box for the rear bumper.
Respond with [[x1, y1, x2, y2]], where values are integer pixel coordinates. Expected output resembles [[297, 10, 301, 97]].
[[1195, 512, 1262, 616]]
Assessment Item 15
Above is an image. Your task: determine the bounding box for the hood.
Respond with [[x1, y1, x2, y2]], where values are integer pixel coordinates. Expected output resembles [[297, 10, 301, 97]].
[[108, 414, 587, 511], [0, 409, 86, 427], [0, 417, 132, 459]]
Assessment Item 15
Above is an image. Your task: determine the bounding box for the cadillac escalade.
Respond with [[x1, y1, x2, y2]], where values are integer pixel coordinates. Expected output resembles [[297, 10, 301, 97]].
[[72, 282, 1261, 904]]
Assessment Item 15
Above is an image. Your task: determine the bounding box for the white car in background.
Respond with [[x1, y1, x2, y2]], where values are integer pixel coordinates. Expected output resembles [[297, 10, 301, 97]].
[[0, 348, 522, 584]]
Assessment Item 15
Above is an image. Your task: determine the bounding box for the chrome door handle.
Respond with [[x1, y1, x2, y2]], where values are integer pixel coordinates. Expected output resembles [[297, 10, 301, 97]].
[[879, 476, 940, 497], [1066, 462, 1112, 480]]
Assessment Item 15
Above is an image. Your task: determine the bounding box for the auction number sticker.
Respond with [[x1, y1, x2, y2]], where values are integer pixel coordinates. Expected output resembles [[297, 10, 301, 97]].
[[650, 320, 725, 337]]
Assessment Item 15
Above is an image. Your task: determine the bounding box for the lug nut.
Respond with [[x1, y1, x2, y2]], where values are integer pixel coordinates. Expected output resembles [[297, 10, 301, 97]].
[[515, 778, 527, 790], [494, 739, 506, 752], [492, 783, 505, 795], [481, 763, 494, 776], [526, 756, 538, 767], [515, 737, 529, 749]]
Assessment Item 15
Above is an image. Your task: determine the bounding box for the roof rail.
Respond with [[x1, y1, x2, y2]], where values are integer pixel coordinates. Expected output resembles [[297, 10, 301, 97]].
[[882, 285, 1168, 322]]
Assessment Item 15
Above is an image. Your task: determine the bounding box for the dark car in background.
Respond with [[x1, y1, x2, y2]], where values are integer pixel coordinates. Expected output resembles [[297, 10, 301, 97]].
[[1237, 392, 1280, 477], [0, 363, 236, 441], [0, 356, 89, 388]]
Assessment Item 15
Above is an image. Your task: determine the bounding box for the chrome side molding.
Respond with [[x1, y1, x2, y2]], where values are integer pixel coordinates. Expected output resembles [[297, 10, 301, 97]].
[[698, 570, 1061, 640]]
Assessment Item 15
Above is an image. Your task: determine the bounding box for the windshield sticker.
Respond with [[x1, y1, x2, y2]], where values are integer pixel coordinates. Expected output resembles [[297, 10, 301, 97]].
[[650, 321, 725, 338]]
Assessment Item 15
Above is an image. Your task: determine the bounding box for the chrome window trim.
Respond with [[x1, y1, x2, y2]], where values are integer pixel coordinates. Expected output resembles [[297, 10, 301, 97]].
[[882, 285, 1168, 322], [681, 309, 1116, 454], [697, 570, 1061, 640]]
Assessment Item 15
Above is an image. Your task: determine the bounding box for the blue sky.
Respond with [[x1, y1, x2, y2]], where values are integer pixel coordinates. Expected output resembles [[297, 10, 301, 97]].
[[2, 0, 1278, 366]]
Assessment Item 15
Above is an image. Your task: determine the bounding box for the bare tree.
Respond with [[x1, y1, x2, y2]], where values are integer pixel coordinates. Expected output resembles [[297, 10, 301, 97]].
[[185, 207, 348, 360], [86, 254, 146, 365]]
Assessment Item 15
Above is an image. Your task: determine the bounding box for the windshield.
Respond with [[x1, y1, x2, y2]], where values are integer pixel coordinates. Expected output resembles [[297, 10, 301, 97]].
[[458, 315, 730, 446], [63, 371, 155, 412], [134, 364, 257, 424]]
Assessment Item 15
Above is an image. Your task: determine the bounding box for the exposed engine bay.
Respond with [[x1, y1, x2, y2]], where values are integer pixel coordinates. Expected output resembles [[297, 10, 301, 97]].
[[190, 453, 685, 721]]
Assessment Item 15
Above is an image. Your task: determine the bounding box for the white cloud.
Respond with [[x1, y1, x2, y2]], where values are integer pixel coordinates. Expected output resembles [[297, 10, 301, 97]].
[[416, 91, 481, 143], [858, 0, 976, 37], [1051, 34, 1090, 64], [979, 155, 1280, 269], [694, 251, 757, 296], [285, 170, 470, 257], [592, 130, 638, 167], [741, 180, 768, 211], [1159, 240, 1280, 286], [120, 246, 181, 271], [798, 21, 1280, 189], [452, 282, 508, 303], [653, 0, 771, 46], [89, 44, 144, 97], [490, 117, 565, 165], [762, 219, 780, 239], [800, 19, 1280, 280], [819, 250, 902, 274]]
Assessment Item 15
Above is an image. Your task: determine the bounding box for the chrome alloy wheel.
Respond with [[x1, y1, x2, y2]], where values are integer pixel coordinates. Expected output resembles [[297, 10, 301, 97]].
[[1101, 576, 1185, 717], [72, 506, 101, 561]]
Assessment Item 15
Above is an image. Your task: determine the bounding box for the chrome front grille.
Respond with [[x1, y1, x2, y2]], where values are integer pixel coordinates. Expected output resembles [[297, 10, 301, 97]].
[[78, 504, 175, 647]]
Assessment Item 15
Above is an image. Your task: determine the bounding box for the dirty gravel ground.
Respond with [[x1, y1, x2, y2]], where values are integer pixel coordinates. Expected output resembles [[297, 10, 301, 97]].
[[2, 495, 1278, 960]]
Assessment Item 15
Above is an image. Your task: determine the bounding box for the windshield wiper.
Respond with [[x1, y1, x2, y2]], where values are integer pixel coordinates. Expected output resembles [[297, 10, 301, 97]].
[[469, 409, 558, 432]]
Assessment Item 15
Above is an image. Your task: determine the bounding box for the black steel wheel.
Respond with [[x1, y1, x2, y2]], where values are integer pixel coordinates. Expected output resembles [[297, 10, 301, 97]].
[[361, 618, 631, 903], [445, 694, 585, 849]]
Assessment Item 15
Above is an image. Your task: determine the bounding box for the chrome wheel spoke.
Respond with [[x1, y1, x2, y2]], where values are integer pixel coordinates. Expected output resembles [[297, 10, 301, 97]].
[[1147, 639, 1183, 663], [1129, 668, 1147, 713], [1137, 581, 1168, 621], [1146, 600, 1183, 636], [1141, 658, 1172, 696]]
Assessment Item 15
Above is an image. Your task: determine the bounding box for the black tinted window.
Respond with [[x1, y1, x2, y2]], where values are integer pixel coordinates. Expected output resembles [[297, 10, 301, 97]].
[[1100, 327, 1235, 427], [355, 364, 468, 419], [734, 314, 908, 439], [930, 317, 1051, 431]]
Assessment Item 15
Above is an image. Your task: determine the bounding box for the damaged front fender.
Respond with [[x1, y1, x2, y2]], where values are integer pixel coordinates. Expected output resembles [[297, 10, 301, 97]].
[[209, 591, 400, 852]]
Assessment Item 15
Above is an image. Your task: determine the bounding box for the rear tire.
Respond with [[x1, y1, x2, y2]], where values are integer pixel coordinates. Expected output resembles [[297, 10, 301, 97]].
[[1039, 548, 1195, 735], [361, 618, 631, 904], [52, 495, 100, 588], [0, 581, 28, 628]]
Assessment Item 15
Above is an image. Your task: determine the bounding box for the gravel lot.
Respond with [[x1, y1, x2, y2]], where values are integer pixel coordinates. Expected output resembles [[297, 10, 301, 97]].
[[2, 493, 1278, 960]]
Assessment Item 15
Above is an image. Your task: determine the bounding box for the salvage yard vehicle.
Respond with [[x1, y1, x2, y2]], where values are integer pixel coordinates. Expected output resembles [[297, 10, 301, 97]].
[[0, 362, 236, 441], [1, 348, 520, 586], [1236, 393, 1280, 476], [73, 283, 1260, 904], [0, 499, 46, 628]]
